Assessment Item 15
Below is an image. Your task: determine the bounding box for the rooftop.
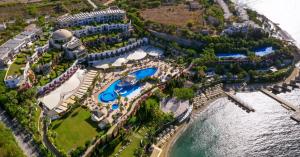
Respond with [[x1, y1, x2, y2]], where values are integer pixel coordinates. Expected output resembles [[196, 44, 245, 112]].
[[57, 8, 125, 23], [52, 29, 73, 41]]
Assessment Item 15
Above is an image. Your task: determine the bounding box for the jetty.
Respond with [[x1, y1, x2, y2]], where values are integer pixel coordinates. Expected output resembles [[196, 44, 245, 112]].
[[291, 111, 300, 122], [260, 89, 298, 111], [225, 92, 255, 112]]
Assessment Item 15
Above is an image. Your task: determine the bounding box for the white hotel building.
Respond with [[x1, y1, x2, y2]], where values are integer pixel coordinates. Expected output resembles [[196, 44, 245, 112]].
[[57, 8, 126, 28], [72, 22, 131, 38]]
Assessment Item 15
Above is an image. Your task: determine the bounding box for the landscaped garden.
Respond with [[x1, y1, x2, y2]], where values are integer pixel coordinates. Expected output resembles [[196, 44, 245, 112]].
[[108, 127, 148, 157], [49, 107, 104, 153], [91, 96, 174, 157]]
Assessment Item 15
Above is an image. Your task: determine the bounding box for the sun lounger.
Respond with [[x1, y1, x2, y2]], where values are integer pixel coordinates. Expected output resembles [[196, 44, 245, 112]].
[[61, 103, 68, 108], [54, 108, 64, 114], [57, 105, 68, 111]]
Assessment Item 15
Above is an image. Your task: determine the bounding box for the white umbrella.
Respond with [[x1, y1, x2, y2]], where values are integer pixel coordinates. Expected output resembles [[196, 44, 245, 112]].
[[112, 58, 128, 67], [94, 64, 110, 69], [126, 49, 147, 61]]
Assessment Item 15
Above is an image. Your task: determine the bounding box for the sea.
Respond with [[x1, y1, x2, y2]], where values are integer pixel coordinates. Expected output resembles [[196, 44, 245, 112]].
[[170, 1, 300, 156]]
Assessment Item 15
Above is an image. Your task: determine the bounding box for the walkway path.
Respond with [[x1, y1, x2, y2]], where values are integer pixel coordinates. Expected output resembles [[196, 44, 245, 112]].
[[104, 0, 115, 6], [216, 0, 233, 20], [83, 87, 158, 157], [87, 0, 98, 10], [0, 107, 41, 157], [41, 116, 61, 157]]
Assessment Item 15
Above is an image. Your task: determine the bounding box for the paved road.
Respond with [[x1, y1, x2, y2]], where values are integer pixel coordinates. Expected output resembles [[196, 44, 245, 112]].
[[40, 111, 62, 157], [0, 107, 41, 157], [104, 0, 115, 6], [216, 0, 233, 20]]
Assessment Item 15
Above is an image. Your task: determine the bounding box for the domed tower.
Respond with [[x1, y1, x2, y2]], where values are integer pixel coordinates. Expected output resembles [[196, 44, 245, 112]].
[[50, 29, 73, 49], [50, 29, 87, 59]]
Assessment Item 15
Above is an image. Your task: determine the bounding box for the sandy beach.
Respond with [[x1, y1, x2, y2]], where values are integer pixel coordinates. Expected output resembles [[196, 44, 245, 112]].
[[160, 97, 222, 157]]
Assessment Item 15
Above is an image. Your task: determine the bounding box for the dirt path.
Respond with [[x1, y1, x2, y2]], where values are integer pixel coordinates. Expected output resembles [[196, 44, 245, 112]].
[[104, 0, 115, 6]]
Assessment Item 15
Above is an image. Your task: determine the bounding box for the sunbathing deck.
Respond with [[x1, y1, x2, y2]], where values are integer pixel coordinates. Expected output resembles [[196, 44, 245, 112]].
[[40, 69, 85, 110], [93, 46, 163, 69]]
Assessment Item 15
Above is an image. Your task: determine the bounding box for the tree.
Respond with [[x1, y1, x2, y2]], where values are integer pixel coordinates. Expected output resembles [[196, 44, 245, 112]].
[[172, 88, 195, 100], [187, 20, 194, 28]]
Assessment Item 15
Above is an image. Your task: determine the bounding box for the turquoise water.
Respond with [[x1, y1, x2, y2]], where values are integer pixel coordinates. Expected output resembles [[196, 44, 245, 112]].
[[98, 67, 157, 103], [217, 46, 274, 59], [112, 104, 119, 110], [170, 92, 300, 157]]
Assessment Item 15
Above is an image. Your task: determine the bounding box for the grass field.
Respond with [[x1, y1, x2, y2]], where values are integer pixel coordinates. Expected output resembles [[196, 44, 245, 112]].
[[140, 4, 204, 28], [51, 107, 100, 152], [0, 0, 91, 22], [109, 127, 148, 157], [6, 63, 24, 76]]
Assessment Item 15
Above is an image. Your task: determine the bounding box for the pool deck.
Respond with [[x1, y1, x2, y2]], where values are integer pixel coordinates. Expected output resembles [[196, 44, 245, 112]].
[[93, 76, 121, 104]]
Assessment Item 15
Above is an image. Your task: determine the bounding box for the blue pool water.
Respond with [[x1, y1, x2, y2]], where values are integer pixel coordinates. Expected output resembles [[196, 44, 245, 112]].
[[217, 46, 274, 59], [254, 46, 274, 56], [216, 53, 247, 59], [98, 67, 157, 103], [112, 104, 119, 110]]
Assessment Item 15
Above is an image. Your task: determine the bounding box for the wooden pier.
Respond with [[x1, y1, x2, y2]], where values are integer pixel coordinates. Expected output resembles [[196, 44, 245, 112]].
[[291, 111, 300, 122], [260, 89, 298, 111], [225, 92, 255, 112], [260, 89, 300, 122]]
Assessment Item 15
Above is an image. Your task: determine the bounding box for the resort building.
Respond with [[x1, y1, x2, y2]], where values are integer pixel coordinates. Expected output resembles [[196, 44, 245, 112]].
[[0, 25, 41, 66], [0, 23, 6, 31], [50, 29, 87, 59], [87, 38, 149, 65], [4, 62, 31, 88], [57, 7, 126, 28], [72, 22, 131, 38], [187, 1, 201, 11], [221, 21, 261, 36]]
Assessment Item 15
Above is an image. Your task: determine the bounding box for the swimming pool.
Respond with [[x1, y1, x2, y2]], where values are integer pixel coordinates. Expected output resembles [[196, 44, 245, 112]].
[[112, 104, 119, 110], [217, 46, 274, 59], [98, 67, 157, 103]]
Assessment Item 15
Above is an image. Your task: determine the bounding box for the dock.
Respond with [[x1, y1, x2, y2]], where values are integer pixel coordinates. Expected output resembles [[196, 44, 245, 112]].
[[225, 92, 255, 112], [291, 111, 300, 122], [260, 89, 298, 111]]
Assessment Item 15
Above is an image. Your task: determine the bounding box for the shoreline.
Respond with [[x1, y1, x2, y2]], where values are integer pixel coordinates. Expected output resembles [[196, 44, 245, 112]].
[[160, 96, 222, 157], [160, 64, 300, 156]]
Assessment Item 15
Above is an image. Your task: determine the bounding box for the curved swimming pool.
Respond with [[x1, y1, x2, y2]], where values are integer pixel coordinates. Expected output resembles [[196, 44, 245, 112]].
[[98, 67, 157, 103]]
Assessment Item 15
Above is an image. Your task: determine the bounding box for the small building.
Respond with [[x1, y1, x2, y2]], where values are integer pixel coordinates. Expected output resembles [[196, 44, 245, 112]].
[[91, 109, 106, 122], [4, 62, 30, 89], [0, 47, 13, 66], [4, 75, 23, 88], [0, 23, 6, 31], [187, 1, 201, 11], [0, 25, 41, 66], [221, 21, 261, 36]]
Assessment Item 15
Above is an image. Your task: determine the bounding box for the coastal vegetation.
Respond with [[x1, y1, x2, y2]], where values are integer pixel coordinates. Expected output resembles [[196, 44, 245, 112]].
[[91, 96, 173, 157], [0, 122, 25, 157], [0, 0, 298, 157]]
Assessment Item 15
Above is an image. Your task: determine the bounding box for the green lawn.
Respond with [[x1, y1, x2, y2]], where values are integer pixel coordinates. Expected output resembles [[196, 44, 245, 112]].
[[51, 107, 100, 152], [109, 127, 148, 157], [6, 63, 24, 76]]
